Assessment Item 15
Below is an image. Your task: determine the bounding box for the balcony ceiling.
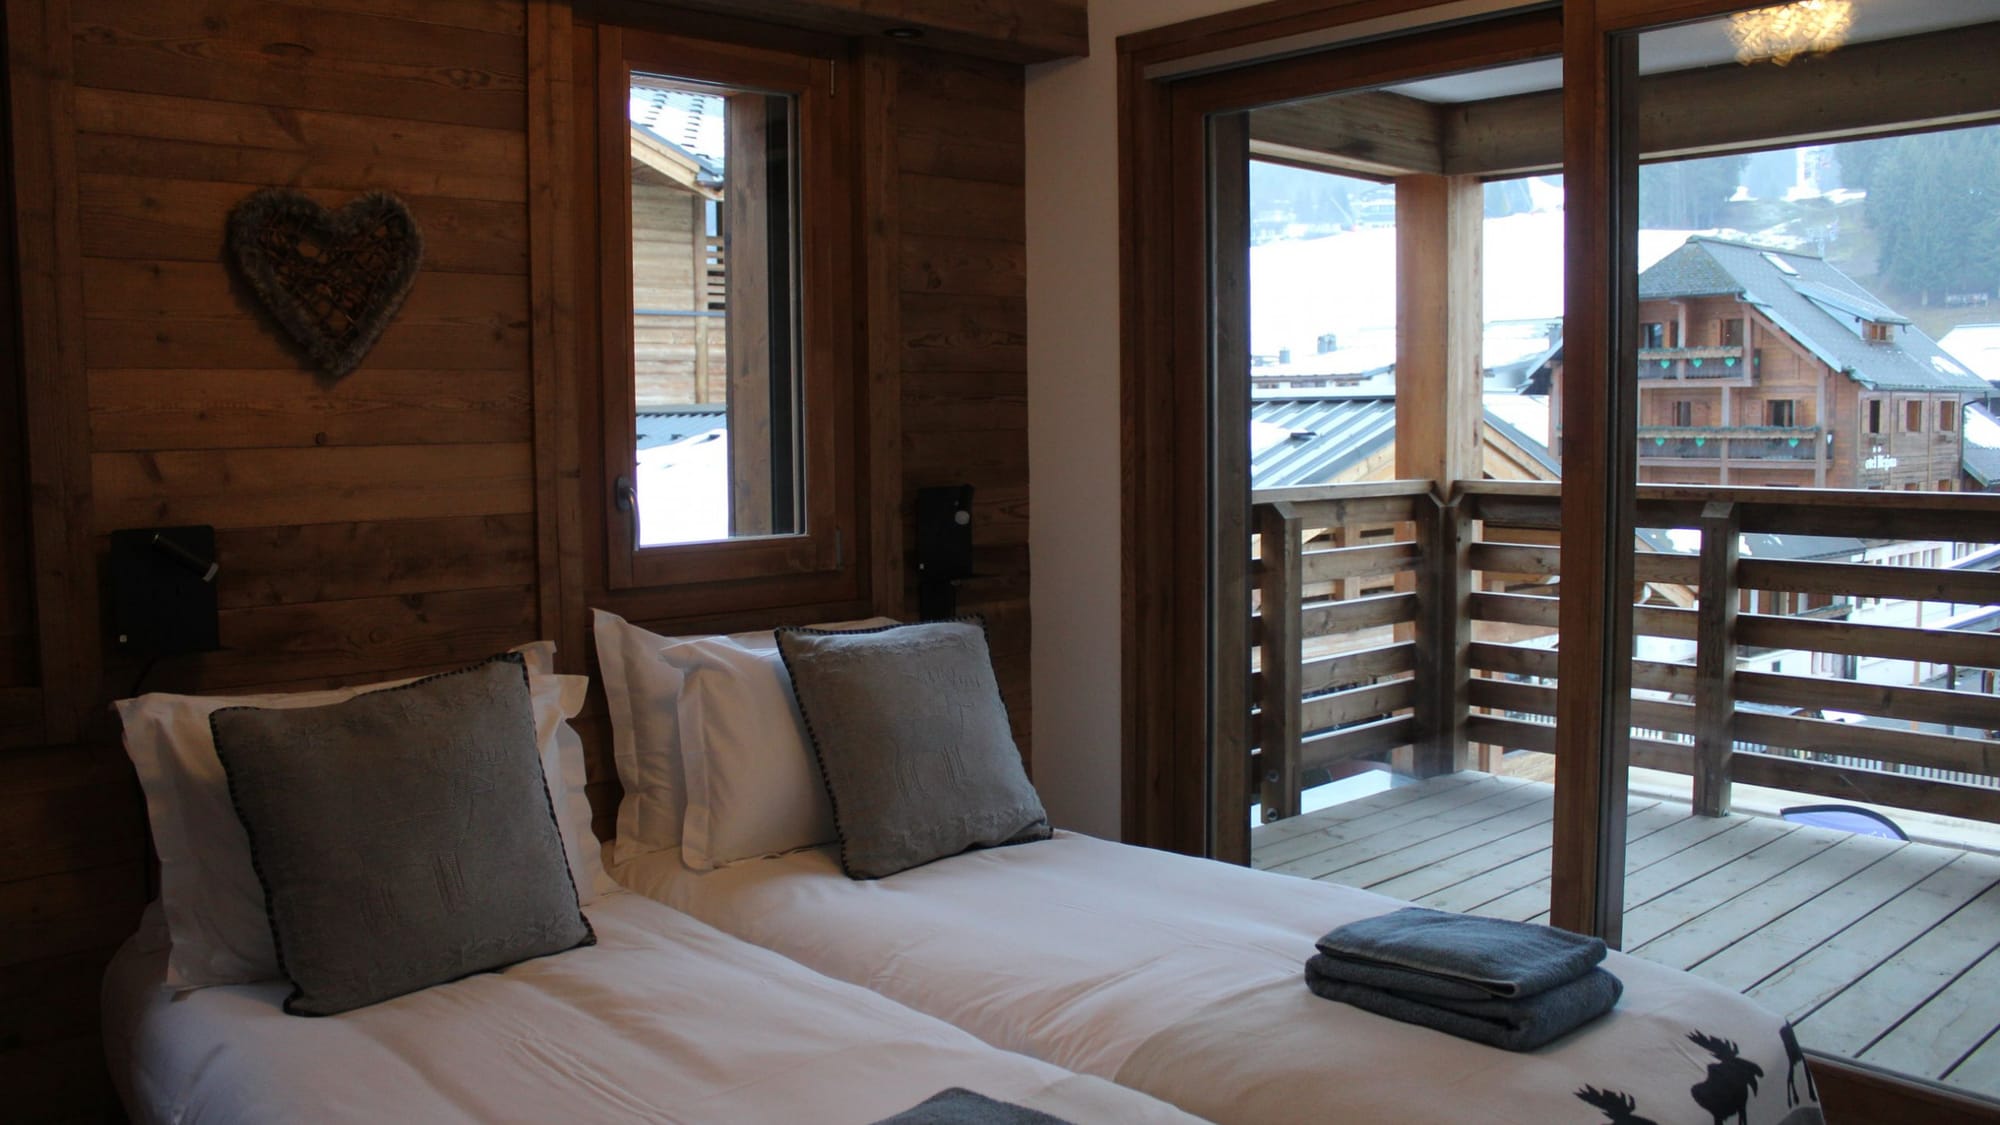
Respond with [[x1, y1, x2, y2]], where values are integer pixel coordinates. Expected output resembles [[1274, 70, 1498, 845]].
[[1386, 0, 2000, 106]]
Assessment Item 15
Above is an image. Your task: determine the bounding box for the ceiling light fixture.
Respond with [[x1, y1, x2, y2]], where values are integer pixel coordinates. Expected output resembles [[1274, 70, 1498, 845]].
[[884, 26, 924, 40], [1727, 0, 1854, 66]]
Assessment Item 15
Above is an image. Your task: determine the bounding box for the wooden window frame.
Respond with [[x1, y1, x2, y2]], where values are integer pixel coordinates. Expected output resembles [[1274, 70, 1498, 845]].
[[596, 25, 856, 591]]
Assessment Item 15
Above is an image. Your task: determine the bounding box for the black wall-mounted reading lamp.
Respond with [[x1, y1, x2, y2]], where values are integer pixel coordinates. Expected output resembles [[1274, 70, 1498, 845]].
[[109, 526, 222, 661]]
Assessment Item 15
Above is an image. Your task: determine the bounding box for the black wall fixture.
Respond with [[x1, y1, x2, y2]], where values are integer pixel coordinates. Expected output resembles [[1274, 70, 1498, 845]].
[[109, 526, 221, 658], [915, 485, 975, 620]]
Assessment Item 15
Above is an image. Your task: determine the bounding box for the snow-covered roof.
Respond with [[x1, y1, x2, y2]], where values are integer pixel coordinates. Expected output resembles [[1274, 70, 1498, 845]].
[[629, 85, 727, 179], [1639, 237, 1990, 393], [1966, 401, 2000, 488], [1939, 324, 2000, 384]]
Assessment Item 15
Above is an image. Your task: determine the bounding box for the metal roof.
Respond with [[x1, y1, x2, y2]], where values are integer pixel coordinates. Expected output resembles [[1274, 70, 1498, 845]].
[[629, 85, 727, 179], [1639, 237, 1992, 393], [1251, 397, 1398, 488], [637, 405, 727, 450]]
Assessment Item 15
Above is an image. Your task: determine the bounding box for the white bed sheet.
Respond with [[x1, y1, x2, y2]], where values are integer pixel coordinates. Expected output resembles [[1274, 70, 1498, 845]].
[[616, 833, 1824, 1125], [102, 890, 1207, 1125]]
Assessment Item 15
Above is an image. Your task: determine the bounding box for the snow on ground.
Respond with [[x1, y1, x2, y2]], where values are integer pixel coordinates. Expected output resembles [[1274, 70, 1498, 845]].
[[1250, 204, 1712, 367], [637, 428, 730, 546]]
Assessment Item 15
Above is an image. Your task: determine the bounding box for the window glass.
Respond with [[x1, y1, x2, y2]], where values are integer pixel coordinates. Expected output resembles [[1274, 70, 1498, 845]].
[[627, 76, 801, 546]]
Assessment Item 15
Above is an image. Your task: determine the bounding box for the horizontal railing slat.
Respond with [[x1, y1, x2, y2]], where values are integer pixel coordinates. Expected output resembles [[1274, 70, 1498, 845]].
[[1303, 677, 1415, 731], [1302, 592, 1418, 638], [1308, 642, 1417, 694], [1740, 614, 2000, 667], [1739, 558, 2000, 603], [1729, 752, 2000, 822], [1736, 670, 2000, 734], [1300, 714, 1414, 771], [1733, 712, 2000, 776], [1303, 540, 1421, 583]]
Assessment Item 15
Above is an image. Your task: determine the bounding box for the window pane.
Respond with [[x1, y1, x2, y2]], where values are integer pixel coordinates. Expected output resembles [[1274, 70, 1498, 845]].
[[1621, 4, 2000, 1106], [628, 77, 801, 546]]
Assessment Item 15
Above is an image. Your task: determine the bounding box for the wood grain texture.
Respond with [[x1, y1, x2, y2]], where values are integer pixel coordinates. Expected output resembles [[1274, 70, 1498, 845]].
[[70, 0, 529, 130], [79, 174, 529, 274], [92, 443, 534, 530]]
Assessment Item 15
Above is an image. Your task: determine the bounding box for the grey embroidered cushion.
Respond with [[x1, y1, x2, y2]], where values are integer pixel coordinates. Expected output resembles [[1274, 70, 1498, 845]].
[[209, 654, 594, 1016], [776, 620, 1051, 879]]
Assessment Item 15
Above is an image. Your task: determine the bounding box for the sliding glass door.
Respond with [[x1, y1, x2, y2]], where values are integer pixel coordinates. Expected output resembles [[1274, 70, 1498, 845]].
[[1601, 2, 2000, 1102]]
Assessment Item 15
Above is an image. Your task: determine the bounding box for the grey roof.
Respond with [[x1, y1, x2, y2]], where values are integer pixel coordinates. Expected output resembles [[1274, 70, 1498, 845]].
[[629, 86, 727, 179], [1966, 402, 2000, 488], [637, 405, 726, 450], [1251, 397, 1397, 488], [1639, 237, 1991, 393], [1483, 404, 1562, 476]]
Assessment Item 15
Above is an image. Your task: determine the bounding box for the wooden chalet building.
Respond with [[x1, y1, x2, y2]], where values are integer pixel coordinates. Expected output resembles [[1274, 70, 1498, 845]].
[[1554, 236, 1992, 490]]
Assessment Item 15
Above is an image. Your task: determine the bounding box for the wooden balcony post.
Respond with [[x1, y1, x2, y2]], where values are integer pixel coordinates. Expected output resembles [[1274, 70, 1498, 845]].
[[1694, 500, 1740, 816], [1414, 489, 1472, 777], [1256, 500, 1305, 822]]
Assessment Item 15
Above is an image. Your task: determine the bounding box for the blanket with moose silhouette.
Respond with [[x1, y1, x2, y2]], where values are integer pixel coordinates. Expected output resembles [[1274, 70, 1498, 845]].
[[617, 831, 1825, 1125]]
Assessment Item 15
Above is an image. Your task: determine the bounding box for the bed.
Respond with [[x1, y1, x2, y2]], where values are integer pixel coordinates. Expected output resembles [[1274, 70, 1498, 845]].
[[594, 613, 1824, 1125], [104, 644, 1206, 1125], [103, 891, 1205, 1125], [615, 835, 1823, 1125]]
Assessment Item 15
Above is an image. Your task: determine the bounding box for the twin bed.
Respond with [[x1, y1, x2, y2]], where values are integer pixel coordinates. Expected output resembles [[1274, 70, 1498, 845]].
[[104, 619, 1825, 1125]]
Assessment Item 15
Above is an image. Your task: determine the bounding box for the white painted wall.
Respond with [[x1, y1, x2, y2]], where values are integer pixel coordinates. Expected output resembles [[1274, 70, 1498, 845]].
[[1024, 0, 1252, 838]]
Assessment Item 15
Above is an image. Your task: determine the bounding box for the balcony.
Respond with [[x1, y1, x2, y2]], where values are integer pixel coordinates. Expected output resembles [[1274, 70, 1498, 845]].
[[1638, 426, 1824, 463], [1248, 479, 2000, 1100], [1637, 345, 1755, 383]]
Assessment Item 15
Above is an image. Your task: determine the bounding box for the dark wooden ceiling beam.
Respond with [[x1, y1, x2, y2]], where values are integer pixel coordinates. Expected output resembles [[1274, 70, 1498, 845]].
[[1248, 22, 2000, 180], [1248, 90, 1443, 177], [1445, 22, 2000, 177], [625, 0, 1088, 63]]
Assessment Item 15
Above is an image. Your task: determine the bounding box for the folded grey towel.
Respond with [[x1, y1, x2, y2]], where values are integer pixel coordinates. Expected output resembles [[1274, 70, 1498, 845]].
[[1306, 953, 1623, 1051], [871, 1088, 1074, 1125], [1314, 906, 1606, 1000]]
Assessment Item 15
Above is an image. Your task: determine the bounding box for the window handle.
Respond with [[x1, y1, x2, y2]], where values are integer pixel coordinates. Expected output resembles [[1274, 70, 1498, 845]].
[[613, 475, 636, 514]]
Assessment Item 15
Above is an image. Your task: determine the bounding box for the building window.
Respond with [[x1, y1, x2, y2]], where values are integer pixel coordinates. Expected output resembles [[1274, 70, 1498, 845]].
[[1866, 398, 1883, 435], [1720, 317, 1744, 346], [1641, 322, 1665, 349], [1939, 479, 1955, 491], [597, 26, 856, 591], [1765, 399, 1796, 427], [1940, 401, 1958, 432], [1862, 321, 1893, 342], [1905, 400, 1924, 432], [1672, 400, 1693, 426]]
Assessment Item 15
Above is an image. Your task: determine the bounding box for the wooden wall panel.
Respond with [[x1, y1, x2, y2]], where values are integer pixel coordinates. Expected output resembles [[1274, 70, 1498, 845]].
[[0, 36, 29, 694], [3, 3, 1043, 1117], [6, 1, 543, 1117], [890, 47, 1032, 757]]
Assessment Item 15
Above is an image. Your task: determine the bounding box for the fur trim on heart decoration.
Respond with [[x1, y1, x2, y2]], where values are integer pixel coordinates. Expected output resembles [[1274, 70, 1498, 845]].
[[225, 188, 424, 380]]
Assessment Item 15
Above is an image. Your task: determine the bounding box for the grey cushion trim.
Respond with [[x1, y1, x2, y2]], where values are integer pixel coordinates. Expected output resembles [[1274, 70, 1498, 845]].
[[777, 618, 1051, 880], [211, 654, 594, 1016]]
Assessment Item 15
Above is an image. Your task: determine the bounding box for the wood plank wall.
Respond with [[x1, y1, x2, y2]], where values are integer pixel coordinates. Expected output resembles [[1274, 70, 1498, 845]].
[[1, 3, 1034, 1119], [887, 48, 1034, 752]]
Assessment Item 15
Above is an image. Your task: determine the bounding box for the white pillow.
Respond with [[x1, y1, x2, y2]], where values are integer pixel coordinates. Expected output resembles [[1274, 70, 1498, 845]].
[[671, 635, 837, 870], [592, 609, 690, 861], [114, 643, 607, 990]]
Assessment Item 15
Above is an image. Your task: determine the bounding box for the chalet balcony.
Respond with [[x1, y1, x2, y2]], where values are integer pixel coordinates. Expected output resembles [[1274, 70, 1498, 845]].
[[1248, 479, 2000, 1101], [1637, 426, 1823, 463], [1637, 345, 1755, 383]]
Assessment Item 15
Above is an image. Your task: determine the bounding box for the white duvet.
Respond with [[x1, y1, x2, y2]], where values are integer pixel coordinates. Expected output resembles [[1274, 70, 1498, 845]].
[[616, 833, 1825, 1125], [102, 891, 1207, 1125]]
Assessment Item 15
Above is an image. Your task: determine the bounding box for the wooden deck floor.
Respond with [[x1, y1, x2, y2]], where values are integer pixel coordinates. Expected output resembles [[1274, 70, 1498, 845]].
[[1251, 771, 2000, 1102]]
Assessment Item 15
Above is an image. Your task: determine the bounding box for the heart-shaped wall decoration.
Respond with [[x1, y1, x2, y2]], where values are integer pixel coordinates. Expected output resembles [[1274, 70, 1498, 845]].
[[226, 188, 424, 380]]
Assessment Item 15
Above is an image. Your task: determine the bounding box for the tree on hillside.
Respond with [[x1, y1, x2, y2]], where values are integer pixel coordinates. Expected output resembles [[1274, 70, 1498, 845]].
[[1640, 153, 1747, 229], [1857, 129, 2000, 301]]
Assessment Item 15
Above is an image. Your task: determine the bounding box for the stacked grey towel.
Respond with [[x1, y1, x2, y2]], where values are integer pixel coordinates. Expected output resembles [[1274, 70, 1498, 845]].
[[1305, 906, 1622, 1051], [870, 1089, 1073, 1125]]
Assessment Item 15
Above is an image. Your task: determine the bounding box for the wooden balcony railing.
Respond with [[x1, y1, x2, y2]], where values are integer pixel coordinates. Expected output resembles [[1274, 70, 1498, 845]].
[[1250, 479, 2000, 827]]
